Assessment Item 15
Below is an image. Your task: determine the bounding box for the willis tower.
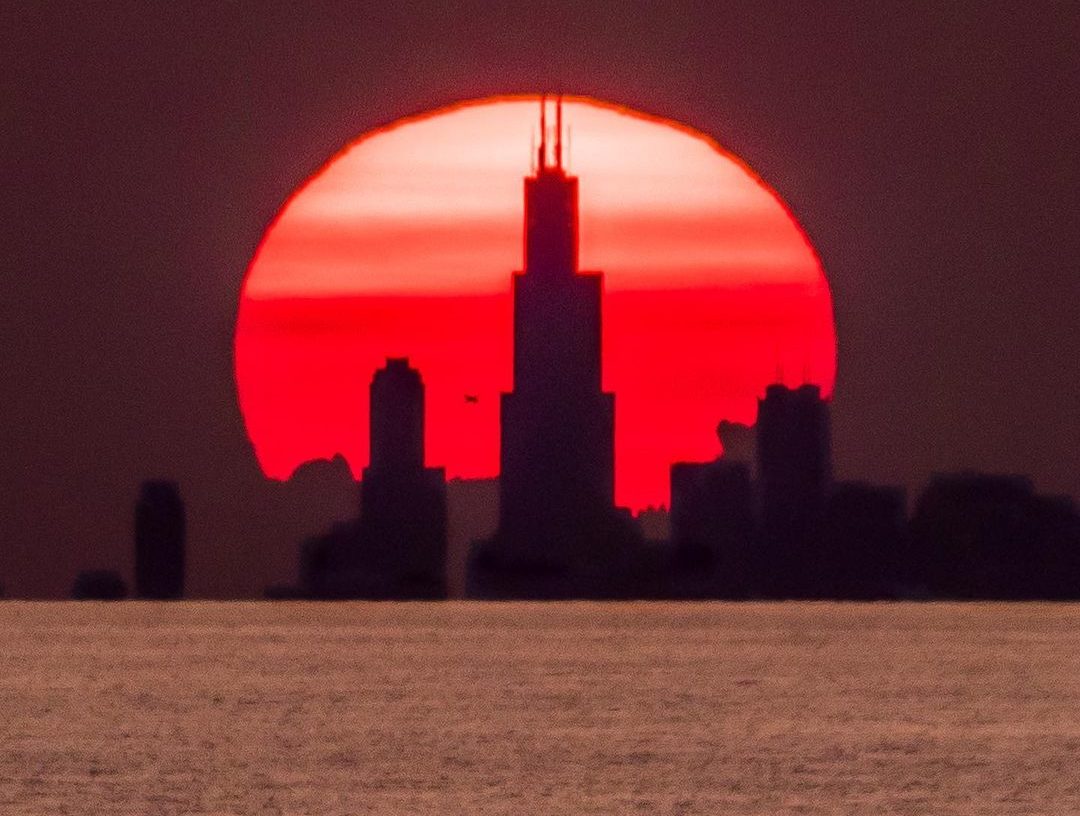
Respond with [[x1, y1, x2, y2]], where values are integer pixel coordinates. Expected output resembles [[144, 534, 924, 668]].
[[469, 97, 641, 598]]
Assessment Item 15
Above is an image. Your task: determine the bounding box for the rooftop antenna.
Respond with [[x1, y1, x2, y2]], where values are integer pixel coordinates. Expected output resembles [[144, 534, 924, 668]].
[[555, 95, 563, 169], [530, 127, 536, 174], [538, 94, 547, 171]]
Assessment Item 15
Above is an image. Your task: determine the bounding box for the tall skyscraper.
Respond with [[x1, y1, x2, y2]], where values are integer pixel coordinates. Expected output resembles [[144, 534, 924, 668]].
[[756, 382, 832, 595], [134, 480, 185, 599], [367, 357, 424, 475], [357, 358, 447, 597], [471, 97, 639, 597], [298, 358, 447, 599]]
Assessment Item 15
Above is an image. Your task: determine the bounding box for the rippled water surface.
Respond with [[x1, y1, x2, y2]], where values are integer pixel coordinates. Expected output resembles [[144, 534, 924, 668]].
[[2, 602, 1079, 814]]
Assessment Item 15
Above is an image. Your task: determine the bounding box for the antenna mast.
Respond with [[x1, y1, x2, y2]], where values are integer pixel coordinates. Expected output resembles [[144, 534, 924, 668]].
[[538, 94, 547, 171], [555, 95, 563, 169]]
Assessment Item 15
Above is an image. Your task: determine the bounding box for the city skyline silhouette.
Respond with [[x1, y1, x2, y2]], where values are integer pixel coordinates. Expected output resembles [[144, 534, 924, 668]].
[[4, 5, 1079, 598], [11, 80, 1080, 598], [6, 7, 1080, 814], [236, 98, 1080, 601], [234, 94, 836, 513]]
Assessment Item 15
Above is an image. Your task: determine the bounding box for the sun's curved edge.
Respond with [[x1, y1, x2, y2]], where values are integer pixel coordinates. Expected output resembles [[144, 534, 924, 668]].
[[232, 93, 839, 473]]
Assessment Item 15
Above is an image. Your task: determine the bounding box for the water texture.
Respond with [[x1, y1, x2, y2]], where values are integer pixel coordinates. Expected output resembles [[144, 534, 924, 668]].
[[1, 602, 1078, 815]]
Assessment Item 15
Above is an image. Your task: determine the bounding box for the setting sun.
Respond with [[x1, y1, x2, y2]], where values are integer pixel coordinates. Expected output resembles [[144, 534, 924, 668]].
[[235, 95, 836, 509]]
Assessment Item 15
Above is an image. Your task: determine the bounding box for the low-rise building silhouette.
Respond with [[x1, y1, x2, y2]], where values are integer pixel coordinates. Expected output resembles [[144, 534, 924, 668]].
[[446, 477, 499, 599], [134, 480, 185, 599], [71, 569, 127, 600], [635, 505, 671, 544], [670, 458, 755, 597], [911, 472, 1080, 599], [821, 481, 907, 598], [717, 420, 756, 470]]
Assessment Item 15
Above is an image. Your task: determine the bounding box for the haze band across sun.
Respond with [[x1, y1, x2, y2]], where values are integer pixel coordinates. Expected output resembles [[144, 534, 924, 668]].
[[235, 95, 836, 510]]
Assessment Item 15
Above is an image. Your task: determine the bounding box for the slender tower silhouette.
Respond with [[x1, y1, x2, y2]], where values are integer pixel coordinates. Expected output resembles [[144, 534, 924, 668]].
[[134, 480, 185, 599], [472, 96, 627, 595], [299, 358, 447, 599], [756, 382, 832, 595], [357, 358, 447, 597]]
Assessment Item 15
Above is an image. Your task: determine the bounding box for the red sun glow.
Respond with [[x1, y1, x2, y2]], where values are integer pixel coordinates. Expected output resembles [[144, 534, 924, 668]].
[[236, 95, 836, 510]]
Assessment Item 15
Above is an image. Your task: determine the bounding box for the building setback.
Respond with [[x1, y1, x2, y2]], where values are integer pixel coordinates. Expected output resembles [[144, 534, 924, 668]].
[[299, 358, 447, 599], [357, 358, 447, 598], [470, 97, 641, 598]]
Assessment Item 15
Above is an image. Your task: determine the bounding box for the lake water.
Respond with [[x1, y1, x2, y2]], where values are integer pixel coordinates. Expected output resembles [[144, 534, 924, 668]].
[[1, 602, 1078, 814]]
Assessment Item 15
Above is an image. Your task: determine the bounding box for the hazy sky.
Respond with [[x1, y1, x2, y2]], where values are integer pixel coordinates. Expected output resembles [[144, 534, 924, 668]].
[[3, 2, 1078, 596]]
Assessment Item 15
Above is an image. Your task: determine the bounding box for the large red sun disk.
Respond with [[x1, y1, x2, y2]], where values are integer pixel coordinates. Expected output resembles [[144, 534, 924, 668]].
[[235, 95, 835, 510]]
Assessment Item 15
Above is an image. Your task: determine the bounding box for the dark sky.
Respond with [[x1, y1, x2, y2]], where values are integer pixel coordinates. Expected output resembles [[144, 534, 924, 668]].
[[3, 2, 1078, 597]]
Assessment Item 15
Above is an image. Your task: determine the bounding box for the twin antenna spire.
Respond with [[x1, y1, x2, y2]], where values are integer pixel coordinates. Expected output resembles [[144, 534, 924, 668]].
[[535, 94, 566, 173]]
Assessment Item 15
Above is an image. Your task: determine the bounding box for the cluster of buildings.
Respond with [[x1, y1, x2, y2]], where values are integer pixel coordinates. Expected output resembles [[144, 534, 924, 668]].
[[294, 359, 448, 599], [663, 387, 1080, 599], [67, 97, 1080, 601], [70, 480, 185, 600], [287, 97, 1080, 601]]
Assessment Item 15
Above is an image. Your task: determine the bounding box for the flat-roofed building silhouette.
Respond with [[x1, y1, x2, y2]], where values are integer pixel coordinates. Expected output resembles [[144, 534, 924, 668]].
[[134, 479, 185, 599], [822, 480, 907, 598], [669, 458, 755, 596], [757, 383, 831, 596], [910, 472, 1080, 599]]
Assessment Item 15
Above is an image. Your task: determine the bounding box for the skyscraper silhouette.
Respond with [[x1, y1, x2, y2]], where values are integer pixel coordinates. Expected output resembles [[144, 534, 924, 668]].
[[367, 358, 424, 475], [299, 358, 447, 599], [356, 358, 447, 597], [134, 479, 185, 599], [470, 97, 639, 597], [757, 383, 832, 595]]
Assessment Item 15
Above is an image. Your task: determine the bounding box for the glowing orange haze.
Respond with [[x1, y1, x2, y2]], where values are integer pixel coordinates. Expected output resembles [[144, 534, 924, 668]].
[[236, 96, 835, 510]]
